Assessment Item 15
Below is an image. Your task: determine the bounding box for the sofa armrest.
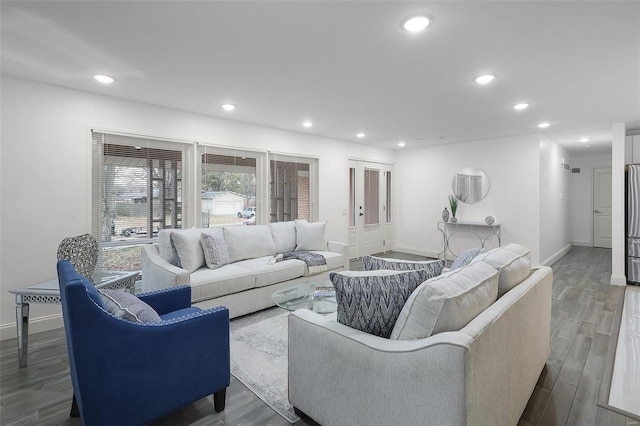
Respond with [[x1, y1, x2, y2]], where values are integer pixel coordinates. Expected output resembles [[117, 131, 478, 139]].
[[141, 244, 190, 292], [327, 241, 349, 271], [137, 285, 192, 315], [288, 309, 471, 426]]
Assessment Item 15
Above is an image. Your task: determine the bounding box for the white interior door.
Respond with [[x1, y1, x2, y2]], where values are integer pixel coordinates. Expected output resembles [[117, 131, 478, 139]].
[[593, 167, 612, 248], [348, 161, 390, 258]]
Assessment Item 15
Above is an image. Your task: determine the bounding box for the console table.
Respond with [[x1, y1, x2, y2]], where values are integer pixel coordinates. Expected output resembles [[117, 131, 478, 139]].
[[438, 221, 501, 260], [8, 270, 138, 367]]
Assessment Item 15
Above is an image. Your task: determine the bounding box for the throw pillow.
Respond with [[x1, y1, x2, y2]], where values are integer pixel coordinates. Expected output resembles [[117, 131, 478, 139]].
[[170, 228, 205, 273], [390, 261, 499, 340], [200, 229, 230, 269], [295, 220, 327, 251], [470, 243, 531, 297], [269, 221, 297, 253], [224, 225, 277, 263], [332, 269, 436, 338], [363, 256, 446, 276], [450, 247, 483, 270], [99, 289, 162, 323]]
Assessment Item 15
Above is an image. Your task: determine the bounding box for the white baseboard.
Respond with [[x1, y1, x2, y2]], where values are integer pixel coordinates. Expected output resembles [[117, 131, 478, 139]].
[[571, 240, 593, 247], [541, 244, 572, 267], [0, 314, 64, 342], [610, 274, 627, 286], [393, 245, 441, 259]]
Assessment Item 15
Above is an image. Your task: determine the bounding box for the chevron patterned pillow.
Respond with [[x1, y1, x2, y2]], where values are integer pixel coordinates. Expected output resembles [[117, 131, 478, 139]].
[[332, 269, 436, 338]]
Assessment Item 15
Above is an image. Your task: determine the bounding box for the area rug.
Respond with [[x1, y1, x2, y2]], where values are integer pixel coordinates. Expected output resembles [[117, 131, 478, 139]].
[[229, 308, 300, 423]]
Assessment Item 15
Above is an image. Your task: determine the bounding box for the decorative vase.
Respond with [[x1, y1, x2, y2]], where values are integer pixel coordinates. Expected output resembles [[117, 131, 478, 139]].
[[442, 207, 450, 222], [451, 216, 458, 223]]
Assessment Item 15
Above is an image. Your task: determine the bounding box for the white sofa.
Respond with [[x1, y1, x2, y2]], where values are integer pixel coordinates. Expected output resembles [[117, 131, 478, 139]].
[[288, 244, 553, 426], [141, 220, 348, 318]]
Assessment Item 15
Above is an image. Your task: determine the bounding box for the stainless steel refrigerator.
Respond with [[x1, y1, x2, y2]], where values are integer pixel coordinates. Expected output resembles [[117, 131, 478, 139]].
[[627, 164, 640, 283]]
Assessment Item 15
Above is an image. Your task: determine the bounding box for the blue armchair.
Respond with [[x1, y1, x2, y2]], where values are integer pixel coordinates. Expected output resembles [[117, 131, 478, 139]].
[[57, 260, 230, 425]]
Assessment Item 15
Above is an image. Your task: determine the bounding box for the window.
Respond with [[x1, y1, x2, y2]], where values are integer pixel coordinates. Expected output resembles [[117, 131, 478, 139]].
[[364, 168, 379, 225], [349, 167, 356, 227], [269, 154, 317, 222], [386, 170, 392, 223], [92, 132, 194, 271], [199, 145, 258, 226]]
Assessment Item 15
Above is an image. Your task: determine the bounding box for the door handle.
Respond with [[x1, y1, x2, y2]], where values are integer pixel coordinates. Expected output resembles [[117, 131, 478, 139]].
[[359, 213, 364, 216], [594, 210, 601, 213]]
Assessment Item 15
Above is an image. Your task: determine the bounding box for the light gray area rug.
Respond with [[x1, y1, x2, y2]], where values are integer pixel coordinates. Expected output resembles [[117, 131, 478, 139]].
[[229, 308, 300, 424]]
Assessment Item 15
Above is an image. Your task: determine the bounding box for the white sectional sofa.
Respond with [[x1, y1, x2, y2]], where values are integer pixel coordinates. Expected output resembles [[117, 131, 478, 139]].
[[141, 220, 348, 318], [288, 244, 553, 426]]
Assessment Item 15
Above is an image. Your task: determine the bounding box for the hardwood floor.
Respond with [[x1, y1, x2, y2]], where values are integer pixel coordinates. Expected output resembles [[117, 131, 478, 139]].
[[0, 247, 636, 425]]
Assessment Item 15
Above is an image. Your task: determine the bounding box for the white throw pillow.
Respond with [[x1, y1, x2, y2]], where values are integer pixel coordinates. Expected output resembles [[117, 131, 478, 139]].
[[269, 221, 297, 253], [99, 289, 161, 323], [224, 225, 277, 263], [170, 228, 205, 273], [470, 243, 531, 297], [390, 261, 499, 340], [295, 220, 327, 251]]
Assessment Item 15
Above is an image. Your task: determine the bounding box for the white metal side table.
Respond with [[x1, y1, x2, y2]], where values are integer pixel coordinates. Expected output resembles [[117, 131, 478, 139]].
[[437, 221, 501, 260], [8, 270, 138, 368]]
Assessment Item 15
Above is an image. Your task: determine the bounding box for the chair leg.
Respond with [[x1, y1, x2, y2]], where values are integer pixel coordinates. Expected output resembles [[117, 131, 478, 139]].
[[70, 394, 80, 417], [213, 388, 226, 413]]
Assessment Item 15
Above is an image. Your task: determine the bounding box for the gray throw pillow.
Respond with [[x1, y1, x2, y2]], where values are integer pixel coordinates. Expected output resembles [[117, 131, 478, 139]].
[[99, 289, 161, 323], [200, 229, 230, 269], [450, 248, 483, 270], [363, 256, 446, 276], [332, 269, 436, 338]]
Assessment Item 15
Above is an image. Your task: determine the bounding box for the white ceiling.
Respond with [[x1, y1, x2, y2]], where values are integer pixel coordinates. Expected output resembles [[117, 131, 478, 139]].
[[2, 1, 639, 153]]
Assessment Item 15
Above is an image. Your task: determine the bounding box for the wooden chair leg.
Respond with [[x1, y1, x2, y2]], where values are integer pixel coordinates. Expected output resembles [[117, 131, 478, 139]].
[[70, 394, 80, 417], [213, 388, 226, 413]]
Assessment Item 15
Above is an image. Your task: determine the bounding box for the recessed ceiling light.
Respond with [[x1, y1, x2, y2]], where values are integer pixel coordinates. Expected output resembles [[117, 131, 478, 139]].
[[579, 137, 590, 143], [94, 74, 115, 84], [222, 104, 236, 111], [356, 132, 366, 138], [398, 142, 406, 147], [474, 74, 495, 85], [512, 103, 529, 111], [537, 122, 551, 128], [402, 15, 431, 32], [302, 121, 313, 128]]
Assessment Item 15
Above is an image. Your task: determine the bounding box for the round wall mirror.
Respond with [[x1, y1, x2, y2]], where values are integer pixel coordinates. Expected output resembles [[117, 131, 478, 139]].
[[452, 167, 490, 204]]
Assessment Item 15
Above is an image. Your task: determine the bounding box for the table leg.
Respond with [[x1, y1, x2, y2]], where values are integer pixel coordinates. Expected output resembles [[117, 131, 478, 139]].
[[15, 296, 29, 368]]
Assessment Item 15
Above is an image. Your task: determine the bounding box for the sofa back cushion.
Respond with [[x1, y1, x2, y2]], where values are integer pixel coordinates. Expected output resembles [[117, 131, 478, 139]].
[[390, 261, 499, 340], [157, 229, 179, 265], [295, 220, 327, 251], [470, 243, 531, 297], [269, 221, 297, 253], [332, 268, 438, 338], [224, 225, 276, 263]]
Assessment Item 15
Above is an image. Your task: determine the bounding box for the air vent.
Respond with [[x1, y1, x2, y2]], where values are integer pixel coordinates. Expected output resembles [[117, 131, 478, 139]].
[[572, 168, 581, 173]]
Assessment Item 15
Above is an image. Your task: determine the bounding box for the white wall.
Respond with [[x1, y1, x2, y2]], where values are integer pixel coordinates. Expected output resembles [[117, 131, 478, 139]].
[[611, 123, 627, 285], [539, 135, 572, 265], [394, 134, 542, 264], [0, 76, 395, 338], [569, 150, 612, 246]]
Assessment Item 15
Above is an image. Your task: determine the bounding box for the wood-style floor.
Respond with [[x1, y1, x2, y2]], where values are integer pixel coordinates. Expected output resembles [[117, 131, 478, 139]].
[[0, 247, 636, 425]]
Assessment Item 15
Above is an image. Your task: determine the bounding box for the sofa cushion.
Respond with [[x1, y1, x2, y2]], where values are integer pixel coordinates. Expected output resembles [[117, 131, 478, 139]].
[[99, 289, 162, 323], [234, 257, 305, 287], [189, 264, 256, 302], [470, 243, 531, 297], [269, 221, 297, 253], [450, 247, 483, 270], [332, 269, 437, 338], [158, 229, 180, 266], [224, 225, 276, 263], [390, 261, 499, 340], [295, 220, 327, 251], [363, 256, 446, 275], [200, 228, 230, 269], [170, 228, 205, 273]]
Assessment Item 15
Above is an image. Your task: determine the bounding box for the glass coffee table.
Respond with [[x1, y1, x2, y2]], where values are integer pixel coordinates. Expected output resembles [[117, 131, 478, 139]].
[[271, 280, 337, 314]]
